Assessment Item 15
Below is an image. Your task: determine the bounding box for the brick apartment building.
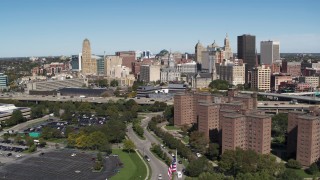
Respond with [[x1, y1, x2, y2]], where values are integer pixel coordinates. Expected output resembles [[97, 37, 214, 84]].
[[287, 107, 320, 166], [173, 89, 271, 154]]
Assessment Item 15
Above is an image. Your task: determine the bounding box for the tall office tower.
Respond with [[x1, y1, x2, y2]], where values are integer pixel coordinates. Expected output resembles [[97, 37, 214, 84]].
[[237, 34, 256, 83], [251, 65, 271, 91], [224, 33, 233, 60], [195, 41, 205, 64], [81, 39, 97, 75], [260, 41, 280, 65]]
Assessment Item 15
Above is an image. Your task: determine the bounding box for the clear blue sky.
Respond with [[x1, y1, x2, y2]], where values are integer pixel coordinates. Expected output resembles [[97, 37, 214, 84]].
[[0, 0, 319, 57]]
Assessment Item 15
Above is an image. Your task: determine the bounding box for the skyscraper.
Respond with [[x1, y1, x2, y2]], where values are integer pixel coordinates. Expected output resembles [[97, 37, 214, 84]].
[[260, 41, 280, 65], [224, 33, 233, 60], [237, 34, 256, 83], [81, 38, 97, 75]]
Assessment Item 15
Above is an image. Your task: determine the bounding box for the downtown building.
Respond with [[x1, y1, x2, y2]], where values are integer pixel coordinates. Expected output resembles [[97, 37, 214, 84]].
[[216, 59, 246, 86], [287, 107, 320, 166], [251, 65, 271, 91], [260, 40, 280, 65], [237, 34, 256, 83], [173, 89, 271, 155]]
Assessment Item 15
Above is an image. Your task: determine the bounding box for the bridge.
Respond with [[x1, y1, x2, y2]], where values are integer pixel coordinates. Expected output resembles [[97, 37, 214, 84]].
[[240, 91, 320, 104]]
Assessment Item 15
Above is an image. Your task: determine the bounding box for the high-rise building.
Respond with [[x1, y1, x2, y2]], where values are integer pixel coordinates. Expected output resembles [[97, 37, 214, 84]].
[[260, 41, 280, 65], [251, 65, 271, 91], [216, 59, 246, 86], [139, 65, 160, 82], [104, 56, 123, 77], [0, 73, 8, 90], [174, 93, 195, 126], [198, 102, 220, 142], [71, 53, 82, 71], [195, 41, 206, 64], [237, 34, 256, 83], [81, 39, 97, 75], [224, 33, 233, 60], [221, 112, 271, 154], [287, 108, 320, 166]]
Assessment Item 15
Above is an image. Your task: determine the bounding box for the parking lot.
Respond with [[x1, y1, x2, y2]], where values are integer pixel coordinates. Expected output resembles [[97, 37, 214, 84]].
[[0, 149, 122, 180]]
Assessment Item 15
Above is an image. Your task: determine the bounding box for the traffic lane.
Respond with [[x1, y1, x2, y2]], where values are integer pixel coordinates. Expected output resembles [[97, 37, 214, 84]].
[[142, 115, 186, 177], [127, 125, 168, 180]]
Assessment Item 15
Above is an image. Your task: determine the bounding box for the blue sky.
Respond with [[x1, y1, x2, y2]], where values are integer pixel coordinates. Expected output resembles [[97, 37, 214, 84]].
[[0, 0, 319, 57]]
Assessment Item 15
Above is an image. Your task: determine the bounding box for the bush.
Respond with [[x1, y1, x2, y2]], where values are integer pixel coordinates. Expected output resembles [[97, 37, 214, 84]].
[[28, 144, 37, 153], [286, 159, 302, 169], [307, 163, 319, 175]]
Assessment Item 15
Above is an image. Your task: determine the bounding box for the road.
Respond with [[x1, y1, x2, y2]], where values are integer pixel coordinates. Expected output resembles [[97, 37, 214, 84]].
[[0, 93, 174, 105], [127, 113, 168, 180], [0, 115, 50, 136]]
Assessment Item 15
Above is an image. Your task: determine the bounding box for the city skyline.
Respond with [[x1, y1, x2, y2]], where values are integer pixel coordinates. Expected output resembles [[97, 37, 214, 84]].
[[0, 0, 319, 57]]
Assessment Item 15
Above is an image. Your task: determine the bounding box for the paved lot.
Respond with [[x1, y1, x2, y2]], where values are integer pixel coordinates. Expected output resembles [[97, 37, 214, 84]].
[[0, 149, 121, 180]]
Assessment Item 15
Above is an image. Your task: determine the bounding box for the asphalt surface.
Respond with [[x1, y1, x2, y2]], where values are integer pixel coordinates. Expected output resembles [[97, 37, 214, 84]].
[[0, 115, 50, 136], [127, 113, 168, 180]]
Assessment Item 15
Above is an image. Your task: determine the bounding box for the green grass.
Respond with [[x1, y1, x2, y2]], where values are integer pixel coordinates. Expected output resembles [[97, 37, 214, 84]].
[[165, 125, 180, 131], [182, 136, 189, 144], [291, 168, 320, 178], [110, 149, 147, 180]]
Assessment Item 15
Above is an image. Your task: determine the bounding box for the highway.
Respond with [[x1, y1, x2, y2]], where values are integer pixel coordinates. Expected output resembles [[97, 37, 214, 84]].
[[127, 113, 168, 180], [0, 94, 174, 105]]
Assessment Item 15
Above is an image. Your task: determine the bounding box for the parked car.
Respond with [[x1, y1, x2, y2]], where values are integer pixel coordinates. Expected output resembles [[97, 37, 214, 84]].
[[144, 155, 150, 162]]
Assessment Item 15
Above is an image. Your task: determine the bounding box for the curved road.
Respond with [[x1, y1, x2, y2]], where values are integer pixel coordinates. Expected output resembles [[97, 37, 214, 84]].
[[127, 113, 168, 180]]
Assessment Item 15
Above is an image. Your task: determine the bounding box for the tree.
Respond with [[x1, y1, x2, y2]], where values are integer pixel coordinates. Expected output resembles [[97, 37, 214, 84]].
[[279, 169, 301, 180], [110, 79, 119, 87], [206, 143, 219, 161], [25, 136, 34, 147], [97, 152, 103, 161], [286, 159, 302, 169], [219, 148, 285, 177], [123, 139, 135, 153], [186, 157, 210, 177], [10, 110, 25, 124], [307, 163, 319, 175], [209, 79, 230, 90], [189, 131, 207, 154], [272, 113, 288, 139], [88, 131, 107, 150]]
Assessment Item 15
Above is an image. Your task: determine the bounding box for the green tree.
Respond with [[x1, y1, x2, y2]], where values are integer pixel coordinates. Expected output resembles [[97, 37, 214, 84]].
[[110, 79, 119, 87], [189, 131, 207, 154], [186, 157, 210, 177], [206, 143, 219, 161], [286, 159, 302, 169], [272, 113, 288, 139], [307, 163, 319, 175], [279, 169, 301, 180], [123, 139, 136, 153], [88, 131, 107, 150], [25, 136, 34, 147], [97, 152, 103, 162], [10, 110, 25, 124], [209, 79, 230, 90]]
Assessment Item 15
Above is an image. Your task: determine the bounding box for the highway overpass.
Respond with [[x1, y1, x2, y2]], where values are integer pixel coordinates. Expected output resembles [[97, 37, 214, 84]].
[[241, 91, 320, 104]]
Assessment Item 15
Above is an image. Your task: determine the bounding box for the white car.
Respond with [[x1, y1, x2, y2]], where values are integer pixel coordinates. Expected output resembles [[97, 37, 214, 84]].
[[71, 153, 76, 157], [177, 171, 183, 178], [158, 174, 162, 180], [196, 153, 202, 157]]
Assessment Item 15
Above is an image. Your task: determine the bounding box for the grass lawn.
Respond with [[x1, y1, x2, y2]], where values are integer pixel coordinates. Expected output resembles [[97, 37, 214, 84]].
[[111, 149, 147, 180], [182, 136, 189, 144], [165, 125, 180, 131], [290, 168, 320, 178]]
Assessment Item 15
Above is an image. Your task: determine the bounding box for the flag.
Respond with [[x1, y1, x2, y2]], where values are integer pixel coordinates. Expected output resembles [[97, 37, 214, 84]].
[[167, 157, 177, 179]]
